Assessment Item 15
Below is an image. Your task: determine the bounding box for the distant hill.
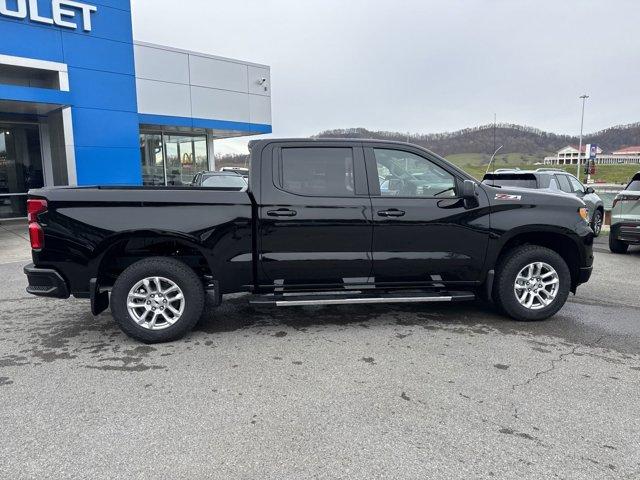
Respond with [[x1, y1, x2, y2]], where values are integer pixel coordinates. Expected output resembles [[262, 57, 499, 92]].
[[314, 123, 640, 159], [215, 122, 640, 168]]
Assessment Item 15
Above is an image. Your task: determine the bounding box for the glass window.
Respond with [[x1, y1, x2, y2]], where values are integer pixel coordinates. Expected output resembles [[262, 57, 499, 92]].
[[281, 147, 355, 196], [482, 175, 537, 189], [627, 176, 640, 191], [556, 175, 573, 193], [165, 134, 208, 186], [567, 175, 585, 193], [373, 148, 456, 197], [0, 125, 43, 219], [140, 133, 164, 186], [548, 176, 560, 190], [140, 133, 208, 186], [201, 174, 247, 189]]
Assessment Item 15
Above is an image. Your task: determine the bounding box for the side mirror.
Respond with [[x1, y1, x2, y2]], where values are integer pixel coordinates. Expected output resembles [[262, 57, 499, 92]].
[[462, 180, 477, 199], [585, 186, 595, 194], [461, 180, 479, 208]]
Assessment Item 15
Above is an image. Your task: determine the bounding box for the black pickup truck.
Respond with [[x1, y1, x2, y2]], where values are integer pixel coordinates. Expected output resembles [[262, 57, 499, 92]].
[[24, 139, 594, 343]]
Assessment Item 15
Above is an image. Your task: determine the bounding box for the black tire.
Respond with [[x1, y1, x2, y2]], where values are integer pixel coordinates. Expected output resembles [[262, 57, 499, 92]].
[[494, 245, 571, 321], [609, 234, 629, 254], [110, 257, 205, 343], [590, 209, 603, 237]]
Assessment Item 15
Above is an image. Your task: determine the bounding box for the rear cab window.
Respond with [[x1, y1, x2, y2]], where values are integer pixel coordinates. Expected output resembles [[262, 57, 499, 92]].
[[482, 174, 538, 189]]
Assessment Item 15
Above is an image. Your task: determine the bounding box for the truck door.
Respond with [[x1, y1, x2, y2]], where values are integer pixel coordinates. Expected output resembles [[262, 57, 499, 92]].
[[258, 142, 373, 288], [364, 145, 490, 286]]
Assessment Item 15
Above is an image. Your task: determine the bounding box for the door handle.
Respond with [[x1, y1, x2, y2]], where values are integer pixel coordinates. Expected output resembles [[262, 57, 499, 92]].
[[377, 209, 405, 217], [267, 208, 297, 217]]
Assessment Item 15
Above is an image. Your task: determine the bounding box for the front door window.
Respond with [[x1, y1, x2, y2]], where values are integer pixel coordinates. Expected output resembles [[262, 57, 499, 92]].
[[373, 148, 456, 198]]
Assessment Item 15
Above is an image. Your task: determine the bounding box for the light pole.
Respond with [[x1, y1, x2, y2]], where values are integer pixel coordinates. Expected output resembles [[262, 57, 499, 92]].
[[576, 94, 589, 180]]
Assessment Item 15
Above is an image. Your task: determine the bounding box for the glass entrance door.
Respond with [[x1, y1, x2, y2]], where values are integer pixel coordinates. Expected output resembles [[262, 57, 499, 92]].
[[0, 124, 44, 219]]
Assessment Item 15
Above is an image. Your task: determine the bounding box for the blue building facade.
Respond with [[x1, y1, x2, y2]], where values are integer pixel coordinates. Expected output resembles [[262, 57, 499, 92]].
[[0, 0, 272, 218]]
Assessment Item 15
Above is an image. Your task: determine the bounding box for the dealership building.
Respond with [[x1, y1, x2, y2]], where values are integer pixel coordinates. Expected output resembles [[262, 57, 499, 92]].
[[0, 0, 272, 218]]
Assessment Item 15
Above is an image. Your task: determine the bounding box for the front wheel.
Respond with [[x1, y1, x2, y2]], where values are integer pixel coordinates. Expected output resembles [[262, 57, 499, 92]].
[[590, 209, 603, 237], [110, 257, 205, 343], [494, 245, 571, 321]]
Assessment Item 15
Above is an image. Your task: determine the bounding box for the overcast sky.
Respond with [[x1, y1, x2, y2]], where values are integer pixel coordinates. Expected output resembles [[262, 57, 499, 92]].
[[131, 0, 640, 155]]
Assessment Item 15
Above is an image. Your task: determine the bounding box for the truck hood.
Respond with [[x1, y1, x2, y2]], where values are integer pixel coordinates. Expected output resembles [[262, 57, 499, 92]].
[[481, 184, 585, 208]]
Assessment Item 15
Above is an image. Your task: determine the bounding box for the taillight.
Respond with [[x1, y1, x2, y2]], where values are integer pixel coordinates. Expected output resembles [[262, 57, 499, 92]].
[[27, 198, 47, 250], [613, 195, 640, 208]]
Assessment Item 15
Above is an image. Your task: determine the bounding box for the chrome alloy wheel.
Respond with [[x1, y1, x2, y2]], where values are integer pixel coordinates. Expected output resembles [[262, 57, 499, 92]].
[[513, 262, 559, 310], [126, 277, 185, 330], [592, 212, 603, 235]]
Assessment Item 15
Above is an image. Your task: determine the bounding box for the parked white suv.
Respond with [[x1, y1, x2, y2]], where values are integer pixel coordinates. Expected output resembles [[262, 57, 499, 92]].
[[610, 172, 640, 253]]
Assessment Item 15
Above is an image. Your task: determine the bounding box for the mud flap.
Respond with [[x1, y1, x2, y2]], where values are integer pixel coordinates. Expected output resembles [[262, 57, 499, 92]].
[[90, 278, 110, 315], [204, 279, 222, 307], [485, 269, 495, 302]]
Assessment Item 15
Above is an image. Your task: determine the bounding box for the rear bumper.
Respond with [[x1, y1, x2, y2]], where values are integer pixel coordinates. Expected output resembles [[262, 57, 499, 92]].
[[24, 263, 70, 299], [611, 222, 640, 244]]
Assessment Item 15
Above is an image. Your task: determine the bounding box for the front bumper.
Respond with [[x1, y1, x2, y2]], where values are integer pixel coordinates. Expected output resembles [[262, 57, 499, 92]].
[[24, 263, 70, 298]]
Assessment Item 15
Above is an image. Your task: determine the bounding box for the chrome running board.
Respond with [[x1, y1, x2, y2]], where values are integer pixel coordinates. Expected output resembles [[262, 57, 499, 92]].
[[249, 291, 475, 307]]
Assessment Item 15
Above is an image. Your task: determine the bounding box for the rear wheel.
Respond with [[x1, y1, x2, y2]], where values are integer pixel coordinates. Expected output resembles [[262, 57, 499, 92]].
[[609, 234, 629, 254], [110, 257, 205, 343], [590, 209, 603, 237], [494, 245, 570, 321]]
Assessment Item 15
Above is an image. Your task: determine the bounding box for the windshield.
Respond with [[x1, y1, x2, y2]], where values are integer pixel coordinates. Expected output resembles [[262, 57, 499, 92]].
[[626, 176, 640, 191], [201, 175, 247, 188]]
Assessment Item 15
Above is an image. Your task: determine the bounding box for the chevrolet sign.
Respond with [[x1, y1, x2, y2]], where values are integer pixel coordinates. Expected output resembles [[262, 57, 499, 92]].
[[0, 0, 97, 32]]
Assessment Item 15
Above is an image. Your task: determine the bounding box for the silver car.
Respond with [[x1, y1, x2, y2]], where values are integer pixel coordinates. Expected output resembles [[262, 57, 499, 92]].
[[609, 172, 640, 253]]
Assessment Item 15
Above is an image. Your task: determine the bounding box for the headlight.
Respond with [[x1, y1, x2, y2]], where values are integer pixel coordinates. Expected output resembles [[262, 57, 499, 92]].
[[578, 207, 589, 222]]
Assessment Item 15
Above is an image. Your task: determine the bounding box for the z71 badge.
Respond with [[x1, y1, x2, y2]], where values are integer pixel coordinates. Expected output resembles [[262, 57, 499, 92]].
[[495, 193, 522, 201]]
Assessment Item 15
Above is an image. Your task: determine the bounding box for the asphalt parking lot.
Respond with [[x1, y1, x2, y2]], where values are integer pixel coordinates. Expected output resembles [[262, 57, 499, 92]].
[[1, 224, 639, 479]]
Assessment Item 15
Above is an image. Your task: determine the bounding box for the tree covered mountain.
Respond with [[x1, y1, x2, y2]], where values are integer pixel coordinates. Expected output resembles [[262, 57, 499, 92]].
[[314, 123, 640, 157], [215, 123, 640, 167]]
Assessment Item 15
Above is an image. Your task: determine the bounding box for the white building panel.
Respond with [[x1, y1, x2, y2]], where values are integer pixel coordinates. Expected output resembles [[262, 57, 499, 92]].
[[249, 94, 271, 125], [134, 42, 271, 128], [190, 86, 250, 123], [189, 55, 248, 93], [136, 78, 192, 118], [134, 44, 190, 85]]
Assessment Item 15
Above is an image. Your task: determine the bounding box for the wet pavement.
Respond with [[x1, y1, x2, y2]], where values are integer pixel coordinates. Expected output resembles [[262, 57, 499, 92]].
[[0, 238, 639, 479]]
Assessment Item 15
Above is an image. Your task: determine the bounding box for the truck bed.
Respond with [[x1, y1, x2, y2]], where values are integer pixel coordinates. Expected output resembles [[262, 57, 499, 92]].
[[28, 186, 254, 296]]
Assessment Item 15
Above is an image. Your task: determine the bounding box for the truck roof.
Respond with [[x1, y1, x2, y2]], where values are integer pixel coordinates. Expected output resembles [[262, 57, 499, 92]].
[[249, 137, 427, 149]]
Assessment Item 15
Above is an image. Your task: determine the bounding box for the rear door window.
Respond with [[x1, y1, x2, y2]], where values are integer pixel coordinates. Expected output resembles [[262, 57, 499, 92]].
[[548, 176, 561, 191], [556, 175, 573, 193], [280, 147, 355, 197]]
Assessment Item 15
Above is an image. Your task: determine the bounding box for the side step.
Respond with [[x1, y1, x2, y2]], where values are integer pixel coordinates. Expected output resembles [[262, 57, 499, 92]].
[[249, 291, 475, 307]]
